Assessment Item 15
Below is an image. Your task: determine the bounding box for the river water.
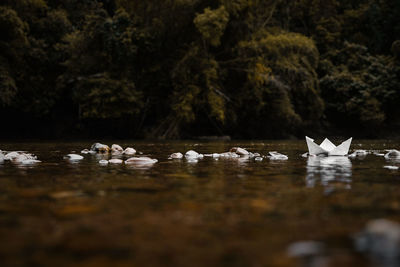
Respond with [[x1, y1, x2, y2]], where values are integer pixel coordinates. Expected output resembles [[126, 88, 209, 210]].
[[0, 140, 400, 266]]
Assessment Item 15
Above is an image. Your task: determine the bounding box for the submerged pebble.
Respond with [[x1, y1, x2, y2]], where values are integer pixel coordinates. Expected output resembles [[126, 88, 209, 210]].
[[355, 219, 400, 267], [255, 157, 263, 162], [287, 240, 324, 258]]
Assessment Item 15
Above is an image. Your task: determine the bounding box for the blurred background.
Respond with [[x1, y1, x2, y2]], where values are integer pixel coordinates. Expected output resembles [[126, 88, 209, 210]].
[[0, 0, 399, 140]]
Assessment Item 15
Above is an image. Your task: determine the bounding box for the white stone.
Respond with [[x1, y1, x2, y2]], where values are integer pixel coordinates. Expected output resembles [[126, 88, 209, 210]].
[[64, 154, 84, 161], [268, 151, 288, 160], [169, 152, 183, 159], [81, 149, 90, 154], [4, 151, 20, 161], [383, 165, 399, 170], [185, 150, 203, 159], [99, 160, 109, 165], [123, 147, 136, 155], [109, 158, 123, 164], [125, 157, 158, 165], [384, 149, 400, 159], [21, 159, 41, 165], [348, 149, 368, 158], [230, 147, 249, 155], [111, 144, 124, 154]]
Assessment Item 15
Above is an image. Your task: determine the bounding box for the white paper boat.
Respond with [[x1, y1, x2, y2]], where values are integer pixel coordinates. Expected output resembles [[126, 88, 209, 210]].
[[305, 136, 352, 156]]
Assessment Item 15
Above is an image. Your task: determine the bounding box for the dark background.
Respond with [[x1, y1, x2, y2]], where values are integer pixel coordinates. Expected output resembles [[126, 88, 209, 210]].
[[1, 0, 399, 139]]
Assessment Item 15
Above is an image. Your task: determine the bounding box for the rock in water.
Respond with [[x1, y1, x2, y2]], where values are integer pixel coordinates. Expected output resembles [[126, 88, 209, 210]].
[[230, 147, 249, 156], [64, 154, 84, 161], [90, 143, 110, 153], [125, 157, 158, 165], [111, 144, 124, 154], [99, 160, 109, 165], [384, 165, 399, 170], [185, 150, 203, 159], [21, 159, 41, 165], [287, 241, 324, 258], [268, 151, 288, 160], [348, 149, 368, 158], [384, 149, 400, 159], [355, 219, 400, 267], [109, 158, 123, 164], [123, 147, 136, 155], [81, 149, 90, 154], [169, 152, 183, 159], [4, 151, 20, 161]]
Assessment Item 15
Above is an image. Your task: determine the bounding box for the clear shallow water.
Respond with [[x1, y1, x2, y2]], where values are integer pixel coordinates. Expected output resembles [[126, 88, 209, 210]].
[[0, 140, 400, 267]]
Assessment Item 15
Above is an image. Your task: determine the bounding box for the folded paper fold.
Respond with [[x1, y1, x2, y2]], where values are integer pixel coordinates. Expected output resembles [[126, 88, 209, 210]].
[[306, 136, 352, 156]]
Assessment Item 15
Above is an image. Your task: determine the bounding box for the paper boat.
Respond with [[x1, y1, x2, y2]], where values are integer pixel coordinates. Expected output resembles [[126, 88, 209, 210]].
[[305, 136, 352, 156]]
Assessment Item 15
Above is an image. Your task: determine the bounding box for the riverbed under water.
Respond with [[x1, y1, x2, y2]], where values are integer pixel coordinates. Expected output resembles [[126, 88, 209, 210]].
[[1, 140, 400, 267]]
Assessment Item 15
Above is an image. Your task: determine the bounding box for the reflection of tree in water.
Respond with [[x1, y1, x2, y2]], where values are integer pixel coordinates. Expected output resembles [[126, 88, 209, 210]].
[[306, 156, 352, 192]]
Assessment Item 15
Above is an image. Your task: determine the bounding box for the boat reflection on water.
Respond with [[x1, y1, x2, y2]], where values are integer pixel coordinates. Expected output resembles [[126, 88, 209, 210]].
[[306, 156, 352, 192]]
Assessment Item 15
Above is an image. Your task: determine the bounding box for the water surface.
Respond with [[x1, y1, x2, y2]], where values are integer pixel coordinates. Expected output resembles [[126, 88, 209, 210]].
[[1, 140, 399, 266]]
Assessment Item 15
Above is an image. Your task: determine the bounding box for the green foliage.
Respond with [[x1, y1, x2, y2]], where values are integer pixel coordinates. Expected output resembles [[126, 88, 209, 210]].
[[194, 6, 229, 47], [236, 31, 323, 130], [171, 46, 226, 123], [0, 0, 400, 138], [320, 42, 399, 129], [73, 74, 143, 119]]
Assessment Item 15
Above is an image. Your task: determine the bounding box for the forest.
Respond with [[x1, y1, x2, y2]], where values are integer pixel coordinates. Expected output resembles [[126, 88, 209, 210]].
[[0, 0, 399, 139]]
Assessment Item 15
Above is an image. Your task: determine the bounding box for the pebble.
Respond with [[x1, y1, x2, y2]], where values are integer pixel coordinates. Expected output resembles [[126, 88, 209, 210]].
[[219, 152, 240, 158], [64, 154, 84, 161], [230, 147, 249, 155], [287, 240, 324, 257], [355, 219, 400, 267], [81, 149, 90, 154], [108, 158, 123, 164], [99, 160, 109, 165], [169, 152, 183, 159], [383, 165, 399, 170], [124, 147, 136, 155], [125, 157, 158, 165], [185, 150, 203, 159], [21, 159, 41, 165], [111, 144, 124, 154], [348, 149, 368, 158], [384, 149, 400, 159], [255, 157, 263, 161], [268, 151, 288, 160], [4, 151, 20, 161], [90, 143, 110, 153]]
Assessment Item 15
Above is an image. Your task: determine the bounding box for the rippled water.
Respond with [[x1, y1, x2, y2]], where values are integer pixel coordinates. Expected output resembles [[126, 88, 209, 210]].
[[1, 140, 400, 266]]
